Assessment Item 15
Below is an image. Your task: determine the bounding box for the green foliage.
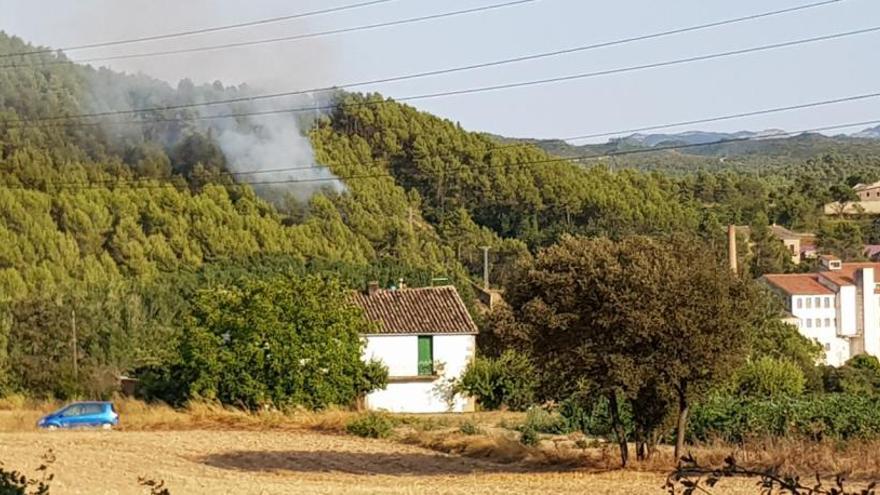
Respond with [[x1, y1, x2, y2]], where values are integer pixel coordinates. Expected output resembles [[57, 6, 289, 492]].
[[688, 393, 880, 443], [823, 355, 880, 397], [458, 419, 481, 435], [559, 394, 635, 439], [518, 426, 539, 446], [519, 408, 568, 435], [504, 234, 761, 462], [735, 357, 806, 398], [345, 412, 395, 439], [158, 275, 387, 409], [817, 221, 865, 260], [748, 309, 824, 391], [457, 350, 536, 411]]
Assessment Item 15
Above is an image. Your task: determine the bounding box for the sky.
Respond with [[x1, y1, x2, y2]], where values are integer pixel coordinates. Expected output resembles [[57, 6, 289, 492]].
[[1, 0, 879, 143]]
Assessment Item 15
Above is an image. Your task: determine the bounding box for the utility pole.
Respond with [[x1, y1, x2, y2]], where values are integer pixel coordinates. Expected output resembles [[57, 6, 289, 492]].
[[71, 309, 78, 380], [481, 246, 490, 289]]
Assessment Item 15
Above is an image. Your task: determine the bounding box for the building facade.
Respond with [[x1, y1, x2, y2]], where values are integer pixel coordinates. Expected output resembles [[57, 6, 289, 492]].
[[351, 284, 477, 413], [763, 256, 880, 366]]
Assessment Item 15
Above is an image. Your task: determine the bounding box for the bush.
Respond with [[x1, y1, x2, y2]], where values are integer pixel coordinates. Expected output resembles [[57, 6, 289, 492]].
[[688, 393, 880, 443], [736, 357, 806, 398], [520, 407, 568, 435], [457, 350, 536, 411], [152, 275, 388, 410], [519, 426, 539, 446], [559, 393, 634, 439], [823, 355, 880, 397], [345, 413, 395, 439], [459, 420, 481, 435]]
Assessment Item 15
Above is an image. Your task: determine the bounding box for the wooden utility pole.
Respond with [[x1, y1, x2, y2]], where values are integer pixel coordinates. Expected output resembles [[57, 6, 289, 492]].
[[71, 309, 78, 380], [481, 246, 490, 289]]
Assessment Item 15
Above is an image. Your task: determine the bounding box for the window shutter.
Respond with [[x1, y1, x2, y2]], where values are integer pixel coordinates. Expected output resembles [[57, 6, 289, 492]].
[[418, 336, 433, 376]]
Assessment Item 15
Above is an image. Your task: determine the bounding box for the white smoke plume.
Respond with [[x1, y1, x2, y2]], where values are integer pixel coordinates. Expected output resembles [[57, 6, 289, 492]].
[[201, 93, 346, 201]]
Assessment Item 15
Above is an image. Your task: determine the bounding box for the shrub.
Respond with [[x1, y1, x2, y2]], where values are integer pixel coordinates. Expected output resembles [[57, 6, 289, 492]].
[[736, 357, 806, 398], [519, 426, 539, 446], [152, 275, 388, 410], [458, 420, 481, 435], [688, 393, 880, 443], [520, 407, 568, 435], [559, 393, 634, 439], [345, 413, 395, 439], [457, 350, 536, 411], [823, 355, 880, 397]]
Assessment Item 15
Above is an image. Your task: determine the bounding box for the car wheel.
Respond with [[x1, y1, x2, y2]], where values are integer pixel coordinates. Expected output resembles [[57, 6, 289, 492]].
[[101, 423, 112, 430], [45, 425, 58, 431]]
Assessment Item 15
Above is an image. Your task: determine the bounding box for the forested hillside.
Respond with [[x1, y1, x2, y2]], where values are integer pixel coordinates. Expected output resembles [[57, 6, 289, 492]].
[[1, 29, 878, 398]]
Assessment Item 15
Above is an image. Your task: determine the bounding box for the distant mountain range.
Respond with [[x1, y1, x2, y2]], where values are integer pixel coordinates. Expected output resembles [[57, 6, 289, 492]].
[[853, 125, 880, 139], [490, 124, 880, 162], [614, 129, 785, 148]]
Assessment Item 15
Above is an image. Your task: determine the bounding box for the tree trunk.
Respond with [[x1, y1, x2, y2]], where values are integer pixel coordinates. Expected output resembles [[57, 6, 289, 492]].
[[608, 391, 629, 467], [674, 384, 689, 463]]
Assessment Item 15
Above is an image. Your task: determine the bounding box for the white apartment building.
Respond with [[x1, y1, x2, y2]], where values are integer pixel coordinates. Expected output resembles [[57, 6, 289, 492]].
[[763, 255, 880, 366]]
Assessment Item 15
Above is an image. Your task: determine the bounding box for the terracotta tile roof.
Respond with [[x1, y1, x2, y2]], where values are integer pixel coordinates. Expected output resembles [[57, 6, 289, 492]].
[[763, 262, 880, 295], [351, 286, 478, 335], [762, 274, 834, 295]]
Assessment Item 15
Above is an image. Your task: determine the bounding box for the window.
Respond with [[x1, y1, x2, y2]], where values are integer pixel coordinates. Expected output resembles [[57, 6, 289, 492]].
[[825, 297, 831, 308], [81, 404, 102, 415], [806, 319, 812, 328], [797, 298, 803, 309], [814, 297, 821, 307], [60, 405, 83, 417], [825, 343, 831, 351], [417, 336, 433, 376], [824, 318, 831, 327], [815, 318, 821, 327], [806, 298, 812, 309]]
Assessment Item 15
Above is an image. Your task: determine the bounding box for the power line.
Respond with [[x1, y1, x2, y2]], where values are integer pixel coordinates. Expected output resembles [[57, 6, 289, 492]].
[[2, 0, 846, 124], [10, 117, 880, 191], [210, 118, 880, 186], [0, 0, 539, 68], [558, 90, 880, 142], [10, 25, 880, 129], [0, 0, 401, 59], [110, 89, 880, 180]]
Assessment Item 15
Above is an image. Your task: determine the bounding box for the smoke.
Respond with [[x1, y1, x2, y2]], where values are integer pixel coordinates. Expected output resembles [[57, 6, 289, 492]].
[[81, 68, 345, 203], [33, 0, 349, 203], [203, 93, 345, 201]]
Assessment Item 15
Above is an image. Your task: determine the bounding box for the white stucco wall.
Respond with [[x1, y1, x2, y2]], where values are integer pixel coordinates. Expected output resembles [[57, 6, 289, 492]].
[[363, 334, 475, 413], [790, 294, 851, 366], [861, 269, 880, 356]]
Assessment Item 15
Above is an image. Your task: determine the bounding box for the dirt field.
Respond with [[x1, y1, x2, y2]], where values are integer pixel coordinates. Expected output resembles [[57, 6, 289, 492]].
[[0, 429, 759, 495]]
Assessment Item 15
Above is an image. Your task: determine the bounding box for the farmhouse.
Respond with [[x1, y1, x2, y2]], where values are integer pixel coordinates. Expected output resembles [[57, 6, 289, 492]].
[[351, 283, 477, 413], [762, 255, 880, 366]]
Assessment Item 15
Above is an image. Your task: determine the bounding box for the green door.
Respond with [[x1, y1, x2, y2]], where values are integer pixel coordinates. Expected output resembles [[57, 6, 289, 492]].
[[417, 336, 433, 375]]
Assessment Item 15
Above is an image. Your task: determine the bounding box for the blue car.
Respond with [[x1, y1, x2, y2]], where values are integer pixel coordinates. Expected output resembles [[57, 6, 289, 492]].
[[37, 401, 119, 430]]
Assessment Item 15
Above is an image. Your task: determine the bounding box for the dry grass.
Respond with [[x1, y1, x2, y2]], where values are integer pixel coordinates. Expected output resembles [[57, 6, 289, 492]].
[[4, 398, 880, 486]]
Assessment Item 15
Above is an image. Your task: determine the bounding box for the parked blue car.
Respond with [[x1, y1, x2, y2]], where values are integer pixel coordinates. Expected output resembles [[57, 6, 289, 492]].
[[37, 401, 119, 430]]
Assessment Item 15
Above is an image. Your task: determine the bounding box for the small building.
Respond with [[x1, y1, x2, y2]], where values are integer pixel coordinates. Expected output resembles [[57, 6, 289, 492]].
[[823, 182, 880, 215], [351, 283, 477, 413], [855, 181, 880, 202], [762, 255, 880, 366], [733, 224, 813, 265]]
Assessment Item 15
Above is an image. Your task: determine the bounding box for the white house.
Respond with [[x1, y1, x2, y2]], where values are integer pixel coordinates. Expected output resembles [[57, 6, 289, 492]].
[[351, 283, 477, 413], [762, 255, 880, 366]]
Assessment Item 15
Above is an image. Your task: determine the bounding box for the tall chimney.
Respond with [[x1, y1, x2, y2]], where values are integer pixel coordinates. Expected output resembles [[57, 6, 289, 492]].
[[728, 225, 738, 274], [367, 281, 379, 296], [481, 246, 490, 289]]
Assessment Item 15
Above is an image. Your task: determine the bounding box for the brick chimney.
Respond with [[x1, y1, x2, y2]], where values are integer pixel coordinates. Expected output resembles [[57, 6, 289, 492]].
[[728, 225, 737, 274], [367, 281, 380, 296]]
